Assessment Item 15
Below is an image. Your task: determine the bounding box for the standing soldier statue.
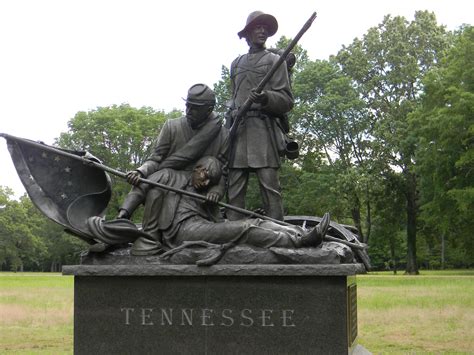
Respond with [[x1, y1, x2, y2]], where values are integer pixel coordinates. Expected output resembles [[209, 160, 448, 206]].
[[226, 11, 294, 221]]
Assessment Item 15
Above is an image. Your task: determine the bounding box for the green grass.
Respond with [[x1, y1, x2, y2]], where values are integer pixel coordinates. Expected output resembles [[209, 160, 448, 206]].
[[1, 270, 473, 353], [0, 273, 73, 354], [368, 269, 474, 276], [358, 270, 474, 353]]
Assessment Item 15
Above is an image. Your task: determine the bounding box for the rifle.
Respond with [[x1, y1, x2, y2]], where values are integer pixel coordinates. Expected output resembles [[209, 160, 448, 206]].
[[1, 132, 366, 251], [228, 12, 317, 145]]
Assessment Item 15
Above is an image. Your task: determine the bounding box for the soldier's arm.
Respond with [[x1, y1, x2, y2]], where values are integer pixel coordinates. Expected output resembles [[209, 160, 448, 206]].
[[206, 130, 228, 203], [261, 56, 294, 115], [206, 174, 225, 203], [135, 120, 172, 177]]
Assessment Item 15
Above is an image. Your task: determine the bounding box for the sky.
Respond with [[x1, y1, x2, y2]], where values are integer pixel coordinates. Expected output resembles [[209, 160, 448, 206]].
[[1, 0, 472, 198]]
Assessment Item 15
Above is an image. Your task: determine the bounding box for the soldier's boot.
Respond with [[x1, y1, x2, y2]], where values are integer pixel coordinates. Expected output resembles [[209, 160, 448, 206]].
[[116, 190, 144, 220], [296, 212, 331, 247]]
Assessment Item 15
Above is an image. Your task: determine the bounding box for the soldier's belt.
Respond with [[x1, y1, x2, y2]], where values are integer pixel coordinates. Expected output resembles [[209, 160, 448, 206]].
[[245, 110, 266, 118]]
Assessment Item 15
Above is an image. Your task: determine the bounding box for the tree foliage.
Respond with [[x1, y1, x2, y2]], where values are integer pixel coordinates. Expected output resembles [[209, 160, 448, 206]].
[[291, 58, 378, 242], [335, 11, 450, 273], [410, 25, 474, 268], [213, 65, 231, 117], [0, 187, 42, 271], [0, 187, 83, 271]]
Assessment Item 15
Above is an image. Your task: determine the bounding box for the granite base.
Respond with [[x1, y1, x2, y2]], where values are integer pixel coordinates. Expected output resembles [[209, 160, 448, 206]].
[[63, 264, 369, 355]]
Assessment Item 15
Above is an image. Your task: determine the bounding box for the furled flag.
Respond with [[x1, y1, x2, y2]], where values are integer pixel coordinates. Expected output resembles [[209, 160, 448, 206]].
[[1, 133, 111, 243]]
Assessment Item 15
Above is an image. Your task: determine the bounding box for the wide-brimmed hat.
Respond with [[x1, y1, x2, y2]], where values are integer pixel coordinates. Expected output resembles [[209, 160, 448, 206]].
[[182, 83, 215, 106], [238, 11, 278, 39]]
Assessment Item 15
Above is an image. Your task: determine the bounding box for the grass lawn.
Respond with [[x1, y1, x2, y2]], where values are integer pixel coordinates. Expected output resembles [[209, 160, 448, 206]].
[[0, 270, 473, 353], [357, 270, 474, 353], [0, 273, 73, 354]]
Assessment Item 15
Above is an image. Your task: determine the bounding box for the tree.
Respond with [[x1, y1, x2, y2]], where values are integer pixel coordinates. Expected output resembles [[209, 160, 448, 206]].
[[20, 196, 86, 271], [336, 11, 451, 274], [273, 36, 311, 74], [410, 26, 474, 268], [213, 65, 231, 117], [280, 163, 348, 220], [291, 58, 377, 242], [0, 188, 47, 271]]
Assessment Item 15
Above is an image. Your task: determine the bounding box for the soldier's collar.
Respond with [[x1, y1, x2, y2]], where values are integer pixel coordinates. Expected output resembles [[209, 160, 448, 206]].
[[248, 46, 266, 54]]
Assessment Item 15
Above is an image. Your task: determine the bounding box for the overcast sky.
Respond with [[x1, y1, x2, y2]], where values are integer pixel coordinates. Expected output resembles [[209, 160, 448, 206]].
[[1, 0, 472, 198]]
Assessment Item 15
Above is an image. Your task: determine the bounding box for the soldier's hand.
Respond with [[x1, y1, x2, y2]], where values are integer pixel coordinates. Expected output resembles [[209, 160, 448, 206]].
[[230, 109, 239, 120], [126, 170, 142, 186], [205, 192, 221, 204], [254, 207, 267, 216], [249, 89, 268, 104]]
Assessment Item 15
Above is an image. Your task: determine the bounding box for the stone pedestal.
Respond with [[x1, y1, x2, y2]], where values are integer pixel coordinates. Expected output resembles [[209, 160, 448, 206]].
[[63, 264, 368, 355]]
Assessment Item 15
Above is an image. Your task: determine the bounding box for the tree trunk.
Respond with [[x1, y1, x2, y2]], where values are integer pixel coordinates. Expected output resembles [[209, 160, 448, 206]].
[[441, 233, 445, 270], [405, 171, 419, 275], [50, 261, 61, 272], [390, 235, 397, 274], [365, 190, 372, 243]]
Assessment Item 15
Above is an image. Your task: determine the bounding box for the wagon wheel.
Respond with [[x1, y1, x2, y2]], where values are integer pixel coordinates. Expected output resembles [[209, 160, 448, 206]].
[[284, 215, 371, 271]]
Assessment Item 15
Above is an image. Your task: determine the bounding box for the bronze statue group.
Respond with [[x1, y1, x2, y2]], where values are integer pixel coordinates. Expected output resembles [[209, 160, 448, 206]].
[[87, 11, 331, 257]]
